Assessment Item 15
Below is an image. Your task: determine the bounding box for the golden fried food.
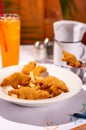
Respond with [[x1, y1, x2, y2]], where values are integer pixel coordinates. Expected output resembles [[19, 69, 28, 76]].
[[50, 86, 62, 97], [22, 61, 36, 74], [0, 61, 69, 100], [62, 51, 81, 67], [8, 86, 50, 100], [1, 72, 31, 89], [37, 76, 69, 93], [29, 71, 44, 86], [32, 65, 47, 76], [22, 61, 47, 77]]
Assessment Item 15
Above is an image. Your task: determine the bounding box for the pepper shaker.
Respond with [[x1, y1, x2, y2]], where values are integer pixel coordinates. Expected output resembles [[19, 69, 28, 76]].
[[44, 38, 54, 61]]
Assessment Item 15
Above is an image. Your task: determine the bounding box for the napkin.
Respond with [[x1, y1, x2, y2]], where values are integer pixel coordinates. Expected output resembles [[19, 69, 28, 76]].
[[53, 20, 86, 42]]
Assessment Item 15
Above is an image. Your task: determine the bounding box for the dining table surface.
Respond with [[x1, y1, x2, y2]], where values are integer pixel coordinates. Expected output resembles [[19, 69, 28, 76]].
[[0, 44, 86, 130]]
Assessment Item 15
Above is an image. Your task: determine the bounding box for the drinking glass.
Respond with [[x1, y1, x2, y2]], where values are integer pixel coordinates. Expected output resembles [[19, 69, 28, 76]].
[[0, 13, 20, 67]]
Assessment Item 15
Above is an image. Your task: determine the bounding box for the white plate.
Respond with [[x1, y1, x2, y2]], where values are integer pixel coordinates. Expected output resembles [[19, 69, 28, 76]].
[[0, 64, 82, 107]]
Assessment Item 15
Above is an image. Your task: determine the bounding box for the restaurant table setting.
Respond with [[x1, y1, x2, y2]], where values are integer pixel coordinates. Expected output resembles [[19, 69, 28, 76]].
[[0, 18, 86, 129], [0, 44, 86, 129]]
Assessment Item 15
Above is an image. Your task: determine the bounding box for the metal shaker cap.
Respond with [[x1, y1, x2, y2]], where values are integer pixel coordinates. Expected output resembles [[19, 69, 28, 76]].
[[34, 41, 45, 49]]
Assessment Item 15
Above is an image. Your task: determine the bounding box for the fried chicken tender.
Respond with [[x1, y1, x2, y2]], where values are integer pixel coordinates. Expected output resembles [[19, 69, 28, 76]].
[[22, 61, 47, 76], [38, 76, 69, 93], [1, 72, 31, 89], [22, 61, 36, 75], [32, 65, 47, 76], [62, 51, 81, 67], [8, 86, 50, 100], [39, 76, 68, 92]]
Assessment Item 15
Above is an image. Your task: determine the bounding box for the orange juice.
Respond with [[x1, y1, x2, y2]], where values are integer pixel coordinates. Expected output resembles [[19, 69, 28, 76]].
[[0, 13, 20, 67]]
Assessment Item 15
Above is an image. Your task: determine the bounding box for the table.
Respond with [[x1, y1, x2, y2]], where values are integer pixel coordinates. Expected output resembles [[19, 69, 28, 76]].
[[0, 45, 86, 129]]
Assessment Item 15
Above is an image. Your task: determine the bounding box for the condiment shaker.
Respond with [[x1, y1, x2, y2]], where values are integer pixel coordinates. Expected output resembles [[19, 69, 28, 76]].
[[44, 38, 54, 60], [33, 41, 47, 63]]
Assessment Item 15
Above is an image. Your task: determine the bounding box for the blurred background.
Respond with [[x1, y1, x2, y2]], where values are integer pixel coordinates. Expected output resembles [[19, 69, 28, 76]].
[[2, 0, 86, 44]]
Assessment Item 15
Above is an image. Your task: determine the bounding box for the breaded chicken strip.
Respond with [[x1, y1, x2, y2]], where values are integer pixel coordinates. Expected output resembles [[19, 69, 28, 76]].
[[8, 87, 50, 100], [22, 61, 36, 75], [22, 61, 47, 76], [1, 72, 31, 89], [38, 76, 69, 93], [32, 65, 47, 76], [62, 51, 81, 67]]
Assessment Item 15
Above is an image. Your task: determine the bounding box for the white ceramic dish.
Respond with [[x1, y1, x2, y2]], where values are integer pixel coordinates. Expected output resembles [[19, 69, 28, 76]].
[[0, 64, 82, 107]]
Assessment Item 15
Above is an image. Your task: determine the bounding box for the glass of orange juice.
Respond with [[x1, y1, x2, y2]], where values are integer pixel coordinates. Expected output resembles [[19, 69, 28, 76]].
[[0, 13, 20, 67]]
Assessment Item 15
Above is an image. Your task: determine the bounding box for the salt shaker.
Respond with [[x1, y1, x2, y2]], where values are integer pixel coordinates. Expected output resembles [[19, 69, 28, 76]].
[[33, 41, 47, 63]]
